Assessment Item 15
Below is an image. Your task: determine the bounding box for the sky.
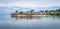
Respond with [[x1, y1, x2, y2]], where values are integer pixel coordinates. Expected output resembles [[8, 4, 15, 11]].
[[0, 0, 60, 14], [0, 0, 60, 7]]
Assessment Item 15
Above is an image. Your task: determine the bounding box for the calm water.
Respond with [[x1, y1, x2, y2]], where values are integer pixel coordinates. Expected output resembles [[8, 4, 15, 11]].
[[0, 15, 60, 29]]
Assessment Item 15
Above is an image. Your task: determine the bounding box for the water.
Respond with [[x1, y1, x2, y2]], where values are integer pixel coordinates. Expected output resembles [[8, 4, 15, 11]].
[[0, 14, 60, 29]]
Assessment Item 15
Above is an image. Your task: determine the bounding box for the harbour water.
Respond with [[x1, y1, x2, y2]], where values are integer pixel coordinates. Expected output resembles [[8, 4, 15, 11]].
[[0, 14, 60, 29]]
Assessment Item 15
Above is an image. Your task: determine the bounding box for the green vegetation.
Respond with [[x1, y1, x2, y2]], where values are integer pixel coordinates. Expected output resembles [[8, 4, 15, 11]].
[[15, 11, 18, 12], [45, 10, 49, 12], [30, 9, 34, 13], [13, 9, 60, 15], [40, 11, 44, 13], [19, 12, 23, 14]]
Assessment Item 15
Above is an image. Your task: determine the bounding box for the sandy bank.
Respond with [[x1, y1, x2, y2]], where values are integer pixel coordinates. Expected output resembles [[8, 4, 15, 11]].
[[12, 15, 50, 16]]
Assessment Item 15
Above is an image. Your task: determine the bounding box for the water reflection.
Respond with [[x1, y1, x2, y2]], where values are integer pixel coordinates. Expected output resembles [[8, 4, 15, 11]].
[[11, 15, 41, 20], [11, 15, 60, 20], [0, 15, 60, 29]]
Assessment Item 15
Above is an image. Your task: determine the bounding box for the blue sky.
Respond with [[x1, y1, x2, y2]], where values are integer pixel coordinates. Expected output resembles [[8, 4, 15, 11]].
[[0, 0, 60, 7]]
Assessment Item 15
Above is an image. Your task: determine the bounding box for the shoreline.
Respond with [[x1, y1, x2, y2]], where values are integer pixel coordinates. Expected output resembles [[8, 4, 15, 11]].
[[12, 15, 51, 16]]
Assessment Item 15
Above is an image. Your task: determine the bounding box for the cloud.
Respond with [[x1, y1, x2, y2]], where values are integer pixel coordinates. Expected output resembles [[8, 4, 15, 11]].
[[0, 0, 60, 7]]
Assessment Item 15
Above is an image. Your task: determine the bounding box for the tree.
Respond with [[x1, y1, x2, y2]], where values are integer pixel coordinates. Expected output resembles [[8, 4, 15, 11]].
[[15, 11, 18, 12], [56, 9, 60, 12], [19, 12, 23, 14], [45, 10, 48, 12], [30, 9, 34, 13], [40, 11, 44, 13]]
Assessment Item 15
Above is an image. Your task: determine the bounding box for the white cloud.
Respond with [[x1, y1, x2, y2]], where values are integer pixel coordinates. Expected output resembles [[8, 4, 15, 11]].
[[0, 0, 60, 7]]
